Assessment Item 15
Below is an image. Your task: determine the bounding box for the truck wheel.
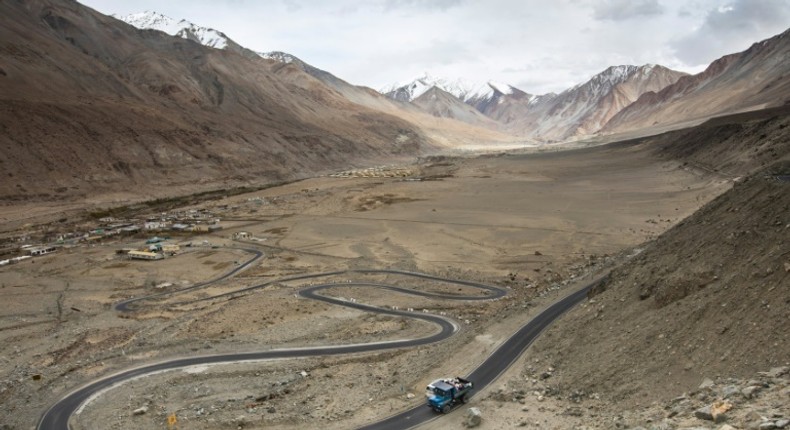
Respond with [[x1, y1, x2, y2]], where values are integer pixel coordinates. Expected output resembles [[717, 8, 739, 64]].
[[460, 394, 468, 404], [441, 404, 451, 414]]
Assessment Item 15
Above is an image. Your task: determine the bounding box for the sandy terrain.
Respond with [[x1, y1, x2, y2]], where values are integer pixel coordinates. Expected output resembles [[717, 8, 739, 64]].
[[0, 142, 731, 429]]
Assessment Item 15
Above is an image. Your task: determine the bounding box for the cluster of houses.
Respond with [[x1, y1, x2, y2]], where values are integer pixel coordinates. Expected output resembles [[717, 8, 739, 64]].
[[1, 209, 224, 266], [140, 208, 223, 232], [46, 212, 222, 247]]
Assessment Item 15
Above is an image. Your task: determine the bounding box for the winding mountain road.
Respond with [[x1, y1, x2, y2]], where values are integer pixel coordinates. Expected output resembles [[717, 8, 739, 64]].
[[37, 248, 598, 430]]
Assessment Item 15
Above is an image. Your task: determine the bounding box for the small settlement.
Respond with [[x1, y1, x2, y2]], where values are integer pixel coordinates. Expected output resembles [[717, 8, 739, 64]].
[[1, 208, 223, 265]]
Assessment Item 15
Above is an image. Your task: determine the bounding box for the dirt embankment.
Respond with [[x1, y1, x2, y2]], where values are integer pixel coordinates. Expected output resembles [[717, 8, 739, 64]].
[[526, 110, 790, 417]]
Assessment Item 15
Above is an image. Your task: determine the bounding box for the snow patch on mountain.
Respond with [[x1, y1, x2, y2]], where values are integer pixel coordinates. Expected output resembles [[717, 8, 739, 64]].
[[568, 65, 639, 95], [259, 51, 296, 64], [488, 81, 514, 95], [117, 11, 229, 49]]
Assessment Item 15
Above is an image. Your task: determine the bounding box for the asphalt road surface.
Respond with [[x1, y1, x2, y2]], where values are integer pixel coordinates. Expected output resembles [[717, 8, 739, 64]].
[[37, 262, 599, 430], [357, 282, 595, 429]]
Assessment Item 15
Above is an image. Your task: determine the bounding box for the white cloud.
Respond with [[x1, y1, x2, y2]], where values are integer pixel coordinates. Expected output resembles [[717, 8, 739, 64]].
[[593, 0, 664, 21], [671, 0, 790, 66]]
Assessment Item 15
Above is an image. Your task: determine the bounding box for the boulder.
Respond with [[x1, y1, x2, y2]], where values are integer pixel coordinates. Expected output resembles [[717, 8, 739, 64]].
[[695, 400, 732, 423], [464, 407, 482, 428], [699, 378, 715, 390], [742, 385, 762, 399], [761, 367, 788, 378]]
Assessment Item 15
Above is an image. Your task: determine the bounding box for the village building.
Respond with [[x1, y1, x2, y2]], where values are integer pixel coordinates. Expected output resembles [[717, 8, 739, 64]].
[[144, 221, 168, 230], [233, 231, 251, 240], [161, 244, 180, 253], [171, 223, 191, 231], [119, 225, 141, 234], [28, 246, 57, 256], [128, 250, 164, 260]]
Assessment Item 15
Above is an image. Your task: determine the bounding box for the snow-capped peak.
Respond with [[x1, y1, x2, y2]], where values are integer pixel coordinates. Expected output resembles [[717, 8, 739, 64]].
[[566, 64, 645, 95], [116, 11, 229, 50], [116, 11, 180, 34], [382, 75, 522, 103], [383, 73, 474, 101], [487, 81, 514, 96]]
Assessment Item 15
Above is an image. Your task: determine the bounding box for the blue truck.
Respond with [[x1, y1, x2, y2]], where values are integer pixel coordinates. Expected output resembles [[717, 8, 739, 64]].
[[426, 377, 473, 413]]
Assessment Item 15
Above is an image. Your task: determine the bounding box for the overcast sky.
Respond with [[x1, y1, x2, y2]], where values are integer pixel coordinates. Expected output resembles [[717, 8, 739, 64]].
[[80, 0, 790, 94]]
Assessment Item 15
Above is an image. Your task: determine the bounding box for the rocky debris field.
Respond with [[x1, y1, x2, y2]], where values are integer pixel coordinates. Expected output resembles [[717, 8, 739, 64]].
[[444, 365, 789, 430], [598, 366, 790, 430]]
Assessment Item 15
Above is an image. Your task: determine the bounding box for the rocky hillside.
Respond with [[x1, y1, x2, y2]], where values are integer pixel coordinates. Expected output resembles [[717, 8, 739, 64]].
[[508, 64, 687, 141], [603, 28, 790, 134], [0, 0, 434, 202], [529, 106, 790, 410], [411, 86, 500, 127]]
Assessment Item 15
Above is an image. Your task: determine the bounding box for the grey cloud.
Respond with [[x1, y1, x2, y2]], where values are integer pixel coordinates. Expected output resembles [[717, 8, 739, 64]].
[[282, 0, 302, 12], [593, 0, 664, 21], [383, 0, 466, 12], [671, 0, 790, 66]]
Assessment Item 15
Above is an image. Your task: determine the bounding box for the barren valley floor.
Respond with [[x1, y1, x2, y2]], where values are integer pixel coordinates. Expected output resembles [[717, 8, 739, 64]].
[[0, 142, 733, 429]]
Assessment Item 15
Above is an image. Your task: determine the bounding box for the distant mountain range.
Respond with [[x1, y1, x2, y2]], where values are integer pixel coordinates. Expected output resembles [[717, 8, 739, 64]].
[[385, 65, 688, 141], [381, 74, 524, 104], [114, 12, 684, 140], [2, 3, 789, 201], [118, 10, 790, 142], [115, 11, 514, 144]]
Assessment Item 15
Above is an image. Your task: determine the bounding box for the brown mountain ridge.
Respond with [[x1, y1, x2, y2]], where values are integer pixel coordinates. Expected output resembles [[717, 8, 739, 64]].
[[602, 28, 790, 134], [0, 0, 435, 202]]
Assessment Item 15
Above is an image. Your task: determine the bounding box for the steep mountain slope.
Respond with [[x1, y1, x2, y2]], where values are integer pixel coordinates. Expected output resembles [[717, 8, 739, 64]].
[[603, 28, 790, 134], [0, 0, 434, 201], [257, 54, 517, 145], [465, 83, 542, 123], [117, 12, 394, 111], [508, 65, 687, 141], [411, 86, 500, 127], [530, 106, 790, 407], [120, 13, 517, 148]]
